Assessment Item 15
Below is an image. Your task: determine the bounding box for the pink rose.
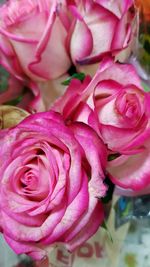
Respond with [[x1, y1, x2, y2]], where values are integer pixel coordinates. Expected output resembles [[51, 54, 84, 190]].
[[0, 0, 71, 81], [53, 58, 150, 192], [0, 111, 106, 259], [68, 0, 138, 71]]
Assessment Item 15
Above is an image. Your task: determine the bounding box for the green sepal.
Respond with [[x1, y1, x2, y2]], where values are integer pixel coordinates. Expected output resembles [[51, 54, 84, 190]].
[[62, 72, 85, 85]]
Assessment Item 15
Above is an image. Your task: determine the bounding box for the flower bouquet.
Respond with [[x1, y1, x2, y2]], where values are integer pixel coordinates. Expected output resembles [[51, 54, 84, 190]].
[[0, 0, 149, 266]]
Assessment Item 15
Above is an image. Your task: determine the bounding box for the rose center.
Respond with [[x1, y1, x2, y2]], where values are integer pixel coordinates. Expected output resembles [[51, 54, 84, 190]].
[[115, 92, 142, 125], [21, 171, 38, 191]]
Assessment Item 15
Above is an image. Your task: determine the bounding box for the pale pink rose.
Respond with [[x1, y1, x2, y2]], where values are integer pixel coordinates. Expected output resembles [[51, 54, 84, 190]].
[[53, 58, 150, 192], [0, 0, 71, 81], [68, 0, 138, 72], [0, 111, 106, 260]]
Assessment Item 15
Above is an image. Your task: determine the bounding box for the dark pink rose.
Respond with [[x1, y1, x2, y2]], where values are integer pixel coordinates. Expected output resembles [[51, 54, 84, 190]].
[[0, 111, 106, 259]]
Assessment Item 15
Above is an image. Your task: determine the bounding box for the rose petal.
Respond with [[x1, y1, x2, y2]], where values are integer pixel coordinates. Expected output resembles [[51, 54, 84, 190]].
[[70, 18, 93, 63], [108, 146, 150, 190], [65, 199, 104, 251], [41, 172, 89, 244], [4, 234, 46, 260]]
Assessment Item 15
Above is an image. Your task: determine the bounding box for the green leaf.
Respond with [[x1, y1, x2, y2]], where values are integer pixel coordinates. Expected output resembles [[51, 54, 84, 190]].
[[0, 66, 9, 93], [62, 72, 85, 85], [101, 221, 113, 243], [4, 95, 23, 106], [108, 153, 120, 161], [140, 33, 150, 54], [142, 81, 150, 92], [138, 34, 150, 70]]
